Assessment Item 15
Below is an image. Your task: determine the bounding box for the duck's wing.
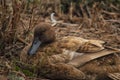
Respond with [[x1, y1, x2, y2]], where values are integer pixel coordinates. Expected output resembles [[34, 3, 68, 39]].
[[68, 47, 120, 67], [60, 36, 105, 53], [77, 39, 105, 53], [108, 73, 120, 80], [59, 36, 88, 51]]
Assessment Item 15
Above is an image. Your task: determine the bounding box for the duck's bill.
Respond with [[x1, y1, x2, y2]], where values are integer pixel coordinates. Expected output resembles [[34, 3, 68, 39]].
[[28, 38, 41, 55]]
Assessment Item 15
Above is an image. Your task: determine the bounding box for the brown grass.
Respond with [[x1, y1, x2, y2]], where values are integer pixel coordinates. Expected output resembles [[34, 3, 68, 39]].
[[0, 0, 120, 80]]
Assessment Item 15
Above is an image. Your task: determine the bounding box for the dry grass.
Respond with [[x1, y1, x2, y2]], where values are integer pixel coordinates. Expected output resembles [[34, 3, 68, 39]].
[[0, 0, 120, 80]]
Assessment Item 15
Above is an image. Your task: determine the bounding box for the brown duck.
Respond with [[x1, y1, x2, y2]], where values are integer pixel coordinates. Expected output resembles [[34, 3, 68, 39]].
[[20, 23, 105, 80]]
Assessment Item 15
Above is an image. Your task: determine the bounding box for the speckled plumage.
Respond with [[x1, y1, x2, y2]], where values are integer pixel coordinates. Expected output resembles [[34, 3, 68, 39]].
[[20, 23, 105, 80]]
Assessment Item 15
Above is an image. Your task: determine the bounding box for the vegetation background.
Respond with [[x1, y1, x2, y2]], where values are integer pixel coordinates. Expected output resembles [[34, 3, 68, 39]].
[[0, 0, 120, 79]]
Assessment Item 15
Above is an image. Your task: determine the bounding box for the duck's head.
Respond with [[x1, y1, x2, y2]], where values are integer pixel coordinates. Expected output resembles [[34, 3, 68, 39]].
[[28, 23, 56, 55]]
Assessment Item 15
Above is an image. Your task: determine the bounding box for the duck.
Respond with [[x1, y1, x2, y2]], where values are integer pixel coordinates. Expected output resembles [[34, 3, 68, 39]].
[[27, 22, 105, 56], [20, 22, 105, 80]]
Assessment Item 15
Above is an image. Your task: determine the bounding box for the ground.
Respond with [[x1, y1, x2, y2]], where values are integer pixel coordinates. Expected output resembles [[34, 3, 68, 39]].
[[0, 3, 120, 80]]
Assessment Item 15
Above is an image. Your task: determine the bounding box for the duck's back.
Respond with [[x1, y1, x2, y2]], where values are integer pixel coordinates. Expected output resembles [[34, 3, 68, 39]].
[[59, 36, 105, 53]]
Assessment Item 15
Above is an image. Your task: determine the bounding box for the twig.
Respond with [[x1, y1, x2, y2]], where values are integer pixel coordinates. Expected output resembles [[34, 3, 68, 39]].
[[10, 71, 26, 78], [83, 5, 91, 18], [27, 3, 36, 33], [110, 4, 119, 11], [58, 22, 79, 27], [102, 10, 120, 16], [104, 19, 120, 24], [50, 13, 79, 27], [17, 36, 29, 45]]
